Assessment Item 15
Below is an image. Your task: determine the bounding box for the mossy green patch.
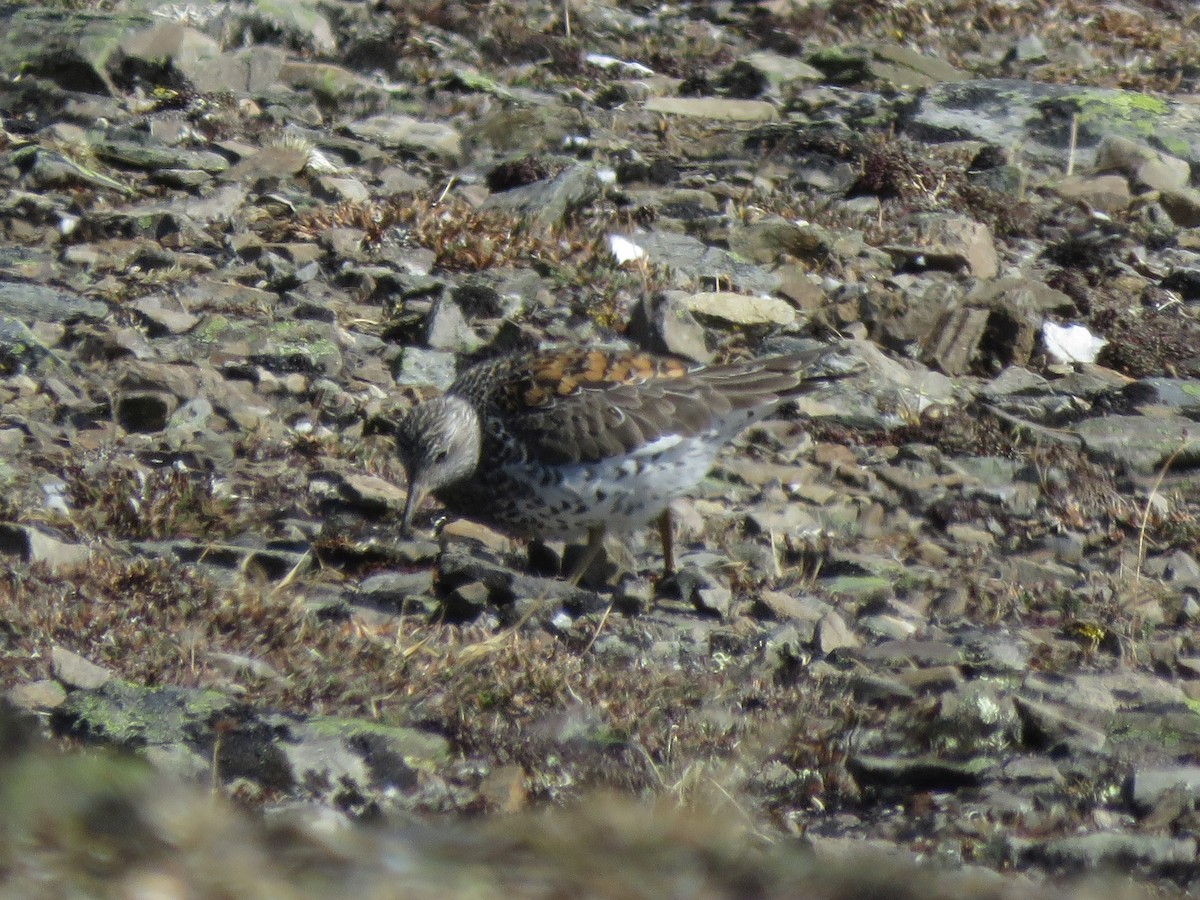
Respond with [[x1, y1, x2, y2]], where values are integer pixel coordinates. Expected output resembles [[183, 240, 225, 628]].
[[304, 716, 452, 766], [1107, 705, 1200, 750], [1066, 90, 1169, 138], [1157, 135, 1191, 158], [193, 314, 234, 344], [60, 680, 236, 748]]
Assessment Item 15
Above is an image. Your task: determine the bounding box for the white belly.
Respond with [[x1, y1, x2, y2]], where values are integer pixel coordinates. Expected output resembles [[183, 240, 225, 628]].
[[499, 434, 721, 538]]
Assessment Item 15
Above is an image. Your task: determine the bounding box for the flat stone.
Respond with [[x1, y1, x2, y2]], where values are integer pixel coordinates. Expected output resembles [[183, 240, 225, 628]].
[[1129, 766, 1200, 810], [858, 614, 918, 639], [946, 523, 996, 547], [961, 631, 1031, 673], [627, 292, 712, 363], [359, 571, 436, 605], [7, 679, 67, 710], [0, 8, 154, 96], [1096, 134, 1191, 191], [1074, 414, 1200, 475], [865, 43, 967, 86], [276, 61, 379, 100], [815, 610, 859, 653], [808, 43, 966, 88], [886, 214, 999, 278], [671, 566, 734, 617], [1155, 187, 1200, 227], [850, 672, 917, 703], [245, 0, 335, 53], [189, 46, 287, 94], [683, 292, 796, 327], [728, 217, 830, 263], [1011, 34, 1047, 62], [0, 280, 108, 323], [1053, 174, 1132, 212], [742, 51, 822, 89], [643, 97, 778, 121], [0, 318, 54, 372], [222, 146, 310, 181], [337, 473, 408, 512], [480, 763, 528, 814], [823, 573, 894, 599], [906, 80, 1200, 172], [0, 524, 90, 570], [623, 230, 781, 295], [444, 580, 491, 619], [93, 139, 229, 173], [51, 645, 113, 690], [143, 744, 211, 783], [441, 519, 512, 552], [395, 347, 457, 389], [278, 726, 372, 789], [425, 298, 481, 354], [1013, 696, 1106, 752], [855, 639, 960, 666], [120, 22, 220, 72], [346, 114, 463, 161], [1016, 832, 1196, 872], [317, 176, 370, 203], [482, 165, 602, 227], [132, 296, 200, 335], [757, 590, 832, 622], [1002, 755, 1064, 784], [1132, 376, 1200, 415]]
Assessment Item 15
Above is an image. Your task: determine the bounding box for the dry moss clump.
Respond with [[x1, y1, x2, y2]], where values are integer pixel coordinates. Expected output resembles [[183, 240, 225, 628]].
[[62, 463, 237, 541], [0, 552, 863, 811], [0, 555, 390, 707], [1092, 306, 1200, 379], [855, 405, 1021, 459], [283, 194, 615, 275], [745, 128, 1039, 241], [767, 0, 1200, 93]]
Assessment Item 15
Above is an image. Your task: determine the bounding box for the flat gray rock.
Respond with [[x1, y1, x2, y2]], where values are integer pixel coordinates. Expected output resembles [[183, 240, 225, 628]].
[[905, 79, 1200, 171], [0, 281, 107, 323], [1073, 414, 1200, 475]]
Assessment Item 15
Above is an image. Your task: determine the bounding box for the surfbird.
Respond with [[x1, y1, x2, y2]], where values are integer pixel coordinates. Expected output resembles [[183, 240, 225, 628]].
[[396, 345, 855, 582]]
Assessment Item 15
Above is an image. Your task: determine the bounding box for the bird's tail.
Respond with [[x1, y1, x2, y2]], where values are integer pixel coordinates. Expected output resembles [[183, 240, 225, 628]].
[[701, 344, 863, 410]]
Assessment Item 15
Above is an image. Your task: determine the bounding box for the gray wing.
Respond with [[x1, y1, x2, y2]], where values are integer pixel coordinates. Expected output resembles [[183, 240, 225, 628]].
[[453, 347, 846, 466]]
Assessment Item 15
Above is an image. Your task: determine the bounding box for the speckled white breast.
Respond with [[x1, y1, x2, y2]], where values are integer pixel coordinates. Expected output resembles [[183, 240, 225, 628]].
[[492, 432, 723, 538]]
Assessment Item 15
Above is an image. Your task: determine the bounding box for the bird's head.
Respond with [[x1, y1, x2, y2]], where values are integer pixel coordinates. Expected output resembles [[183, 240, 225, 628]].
[[395, 396, 482, 534]]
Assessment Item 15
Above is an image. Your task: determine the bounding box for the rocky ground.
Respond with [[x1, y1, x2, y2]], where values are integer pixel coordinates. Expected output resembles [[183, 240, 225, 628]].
[[3, 0, 1200, 895]]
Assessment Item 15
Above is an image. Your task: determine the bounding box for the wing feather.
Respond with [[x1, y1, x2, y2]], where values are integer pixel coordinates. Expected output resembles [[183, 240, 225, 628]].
[[447, 346, 852, 466], [454, 350, 724, 465]]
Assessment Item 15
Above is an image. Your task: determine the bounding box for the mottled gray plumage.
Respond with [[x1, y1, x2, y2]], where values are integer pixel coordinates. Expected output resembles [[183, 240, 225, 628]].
[[396, 345, 854, 577]]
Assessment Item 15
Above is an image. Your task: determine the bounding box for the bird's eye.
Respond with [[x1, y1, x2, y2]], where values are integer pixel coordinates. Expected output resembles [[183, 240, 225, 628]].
[[431, 448, 449, 463]]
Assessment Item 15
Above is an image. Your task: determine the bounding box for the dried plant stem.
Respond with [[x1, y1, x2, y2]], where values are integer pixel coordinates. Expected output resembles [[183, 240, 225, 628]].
[[1135, 443, 1185, 585]]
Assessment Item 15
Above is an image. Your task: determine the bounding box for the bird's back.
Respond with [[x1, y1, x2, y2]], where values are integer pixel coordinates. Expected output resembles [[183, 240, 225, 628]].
[[447, 347, 840, 468], [427, 346, 851, 538]]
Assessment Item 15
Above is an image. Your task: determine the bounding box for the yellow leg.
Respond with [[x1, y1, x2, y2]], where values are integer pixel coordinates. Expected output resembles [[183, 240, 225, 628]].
[[657, 508, 675, 579], [566, 526, 607, 586]]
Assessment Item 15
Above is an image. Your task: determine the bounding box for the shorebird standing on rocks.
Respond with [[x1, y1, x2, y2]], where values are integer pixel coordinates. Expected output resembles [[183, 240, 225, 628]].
[[395, 345, 857, 583]]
